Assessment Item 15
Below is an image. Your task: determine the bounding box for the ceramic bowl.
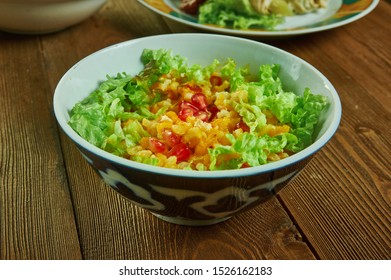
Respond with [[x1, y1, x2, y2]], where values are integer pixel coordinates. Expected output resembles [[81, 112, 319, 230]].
[[0, 0, 107, 34], [53, 34, 341, 226]]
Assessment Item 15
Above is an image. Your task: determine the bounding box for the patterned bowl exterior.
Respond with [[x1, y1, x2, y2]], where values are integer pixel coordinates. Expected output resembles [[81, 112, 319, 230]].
[[77, 144, 312, 226]]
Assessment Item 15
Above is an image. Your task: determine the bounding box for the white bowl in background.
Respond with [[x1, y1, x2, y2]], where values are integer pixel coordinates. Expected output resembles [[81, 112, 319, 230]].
[[0, 0, 107, 34]]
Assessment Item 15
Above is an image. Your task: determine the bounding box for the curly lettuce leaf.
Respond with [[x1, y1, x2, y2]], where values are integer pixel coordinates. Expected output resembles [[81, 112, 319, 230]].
[[208, 132, 288, 170], [68, 72, 153, 151], [132, 155, 159, 166], [140, 48, 188, 80], [246, 64, 329, 152], [198, 0, 283, 30], [234, 101, 267, 133], [220, 58, 250, 91], [289, 88, 330, 151]]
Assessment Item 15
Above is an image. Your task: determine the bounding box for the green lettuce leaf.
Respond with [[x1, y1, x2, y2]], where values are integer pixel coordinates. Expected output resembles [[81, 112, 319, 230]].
[[198, 0, 284, 30], [132, 155, 159, 166], [220, 58, 250, 91], [68, 72, 153, 152], [140, 48, 188, 79], [246, 64, 329, 152], [209, 132, 288, 170], [289, 88, 330, 151], [233, 101, 267, 132]]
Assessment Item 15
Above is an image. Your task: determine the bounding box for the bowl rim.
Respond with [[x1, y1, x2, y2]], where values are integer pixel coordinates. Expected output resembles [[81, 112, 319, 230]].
[[53, 33, 342, 179]]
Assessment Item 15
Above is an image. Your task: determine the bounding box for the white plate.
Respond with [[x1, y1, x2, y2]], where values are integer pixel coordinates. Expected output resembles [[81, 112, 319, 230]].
[[138, 0, 379, 37]]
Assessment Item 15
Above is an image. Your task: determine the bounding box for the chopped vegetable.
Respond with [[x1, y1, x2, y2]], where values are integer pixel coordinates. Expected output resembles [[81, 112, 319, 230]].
[[69, 49, 329, 170], [181, 0, 328, 30]]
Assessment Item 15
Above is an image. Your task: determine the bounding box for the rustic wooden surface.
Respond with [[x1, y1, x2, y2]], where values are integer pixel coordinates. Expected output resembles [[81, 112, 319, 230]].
[[0, 0, 390, 260]]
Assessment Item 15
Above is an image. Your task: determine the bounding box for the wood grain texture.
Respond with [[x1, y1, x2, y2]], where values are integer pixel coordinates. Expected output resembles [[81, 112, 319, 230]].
[[1, 0, 390, 260], [272, 4, 391, 259], [0, 37, 82, 259]]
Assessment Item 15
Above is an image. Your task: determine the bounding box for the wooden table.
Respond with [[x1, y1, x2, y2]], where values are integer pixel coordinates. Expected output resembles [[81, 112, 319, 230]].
[[1, 0, 390, 260]]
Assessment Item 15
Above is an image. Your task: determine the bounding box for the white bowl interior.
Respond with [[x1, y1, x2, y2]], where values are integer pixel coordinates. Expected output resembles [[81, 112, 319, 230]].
[[54, 34, 341, 178]]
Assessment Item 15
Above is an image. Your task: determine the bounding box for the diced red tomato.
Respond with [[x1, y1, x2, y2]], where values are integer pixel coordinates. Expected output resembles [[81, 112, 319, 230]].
[[180, 100, 198, 111], [210, 75, 223, 87], [191, 93, 208, 111], [148, 137, 167, 154], [236, 121, 250, 132], [168, 143, 191, 163], [178, 100, 204, 121], [178, 106, 196, 121], [241, 162, 250, 168], [162, 129, 181, 147], [208, 104, 219, 121], [178, 93, 219, 122]]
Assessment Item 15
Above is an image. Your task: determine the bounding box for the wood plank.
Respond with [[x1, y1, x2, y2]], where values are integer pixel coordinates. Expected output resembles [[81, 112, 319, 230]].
[[104, 0, 172, 36], [274, 5, 391, 259], [0, 35, 82, 259], [279, 147, 391, 259]]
